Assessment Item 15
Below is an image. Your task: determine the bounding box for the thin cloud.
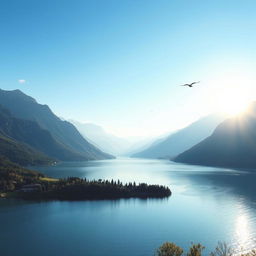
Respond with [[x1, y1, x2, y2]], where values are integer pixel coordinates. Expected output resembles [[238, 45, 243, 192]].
[[18, 79, 26, 84]]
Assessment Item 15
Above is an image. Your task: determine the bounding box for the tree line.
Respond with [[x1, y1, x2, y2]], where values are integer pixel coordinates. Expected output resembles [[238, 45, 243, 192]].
[[17, 177, 172, 200], [0, 159, 171, 200]]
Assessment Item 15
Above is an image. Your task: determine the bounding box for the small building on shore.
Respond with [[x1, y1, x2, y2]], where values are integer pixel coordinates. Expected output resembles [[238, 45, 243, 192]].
[[20, 184, 42, 192]]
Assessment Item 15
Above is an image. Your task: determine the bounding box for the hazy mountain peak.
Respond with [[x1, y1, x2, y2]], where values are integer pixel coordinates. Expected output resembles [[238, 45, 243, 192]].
[[132, 113, 226, 159], [175, 102, 256, 169]]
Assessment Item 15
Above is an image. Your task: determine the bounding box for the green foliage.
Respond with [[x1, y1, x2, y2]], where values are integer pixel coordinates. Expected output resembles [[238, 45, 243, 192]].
[[0, 161, 171, 200], [156, 242, 183, 256], [156, 242, 256, 256], [17, 178, 171, 200], [187, 243, 205, 256], [156, 242, 206, 256], [0, 156, 44, 191]]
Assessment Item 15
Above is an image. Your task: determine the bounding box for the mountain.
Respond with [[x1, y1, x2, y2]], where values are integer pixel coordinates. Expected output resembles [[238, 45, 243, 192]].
[[71, 120, 161, 156], [0, 89, 113, 161], [0, 104, 55, 165], [0, 104, 84, 163], [70, 120, 156, 156], [174, 103, 256, 169], [125, 135, 167, 156], [0, 133, 53, 166], [69, 121, 132, 155], [132, 114, 226, 159]]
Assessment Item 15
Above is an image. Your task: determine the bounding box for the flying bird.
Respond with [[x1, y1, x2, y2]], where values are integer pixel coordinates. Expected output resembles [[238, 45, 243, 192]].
[[180, 81, 200, 87]]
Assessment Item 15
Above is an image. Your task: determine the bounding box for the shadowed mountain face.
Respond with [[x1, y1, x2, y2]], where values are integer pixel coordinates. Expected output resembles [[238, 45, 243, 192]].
[[0, 89, 113, 161], [175, 102, 256, 169], [0, 134, 52, 166], [132, 114, 225, 159], [0, 105, 55, 165], [0, 105, 87, 162]]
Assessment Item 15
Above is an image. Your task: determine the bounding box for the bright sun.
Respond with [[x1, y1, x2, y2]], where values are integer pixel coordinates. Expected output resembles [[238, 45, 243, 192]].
[[216, 87, 250, 116], [206, 67, 255, 116]]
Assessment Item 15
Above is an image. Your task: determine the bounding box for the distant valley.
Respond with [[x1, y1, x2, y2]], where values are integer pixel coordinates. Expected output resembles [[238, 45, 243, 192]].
[[70, 120, 155, 156]]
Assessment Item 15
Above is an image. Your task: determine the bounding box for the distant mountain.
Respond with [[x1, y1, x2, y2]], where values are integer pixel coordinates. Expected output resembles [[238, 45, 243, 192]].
[[125, 135, 167, 156], [70, 120, 159, 156], [70, 120, 133, 155], [0, 89, 113, 161], [132, 114, 226, 159], [174, 103, 256, 169]]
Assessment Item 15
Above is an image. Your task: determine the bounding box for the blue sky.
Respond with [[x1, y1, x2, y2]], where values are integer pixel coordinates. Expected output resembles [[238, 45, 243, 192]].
[[1, 0, 256, 136]]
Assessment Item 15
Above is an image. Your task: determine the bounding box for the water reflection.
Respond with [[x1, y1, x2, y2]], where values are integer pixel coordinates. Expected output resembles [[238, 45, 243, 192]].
[[164, 162, 256, 252], [6, 158, 256, 256], [236, 214, 249, 249], [232, 208, 256, 254]]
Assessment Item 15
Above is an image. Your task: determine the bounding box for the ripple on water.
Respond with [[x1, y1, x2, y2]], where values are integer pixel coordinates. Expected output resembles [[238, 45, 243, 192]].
[[1, 158, 256, 256]]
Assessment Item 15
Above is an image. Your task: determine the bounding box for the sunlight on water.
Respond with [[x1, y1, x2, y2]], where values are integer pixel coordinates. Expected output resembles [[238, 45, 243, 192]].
[[2, 158, 256, 256], [231, 205, 256, 254], [236, 214, 250, 249]]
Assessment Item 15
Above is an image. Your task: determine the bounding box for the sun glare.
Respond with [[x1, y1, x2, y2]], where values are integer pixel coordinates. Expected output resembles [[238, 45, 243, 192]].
[[233, 212, 256, 254], [236, 214, 249, 247], [206, 67, 255, 116], [216, 87, 250, 116]]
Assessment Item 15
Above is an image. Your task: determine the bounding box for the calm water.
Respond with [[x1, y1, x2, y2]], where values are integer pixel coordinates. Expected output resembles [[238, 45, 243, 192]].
[[1, 158, 256, 256]]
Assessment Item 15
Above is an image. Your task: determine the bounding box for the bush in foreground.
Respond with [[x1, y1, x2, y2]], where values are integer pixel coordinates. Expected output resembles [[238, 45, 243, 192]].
[[156, 242, 255, 256], [156, 242, 183, 256]]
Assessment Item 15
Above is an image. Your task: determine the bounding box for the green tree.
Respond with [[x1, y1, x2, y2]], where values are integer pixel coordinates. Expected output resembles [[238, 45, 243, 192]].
[[187, 243, 205, 256], [156, 242, 183, 256]]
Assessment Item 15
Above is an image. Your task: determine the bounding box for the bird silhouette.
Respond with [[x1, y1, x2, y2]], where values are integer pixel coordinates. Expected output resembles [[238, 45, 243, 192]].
[[180, 81, 200, 87]]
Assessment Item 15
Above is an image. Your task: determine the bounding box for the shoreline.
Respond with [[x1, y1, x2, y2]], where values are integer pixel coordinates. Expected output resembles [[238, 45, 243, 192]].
[[1, 177, 171, 201]]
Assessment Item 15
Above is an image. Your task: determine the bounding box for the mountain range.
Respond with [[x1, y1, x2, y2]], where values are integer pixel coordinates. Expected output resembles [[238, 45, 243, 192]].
[[2, 88, 256, 171], [0, 89, 113, 165], [70, 120, 158, 156], [174, 102, 256, 169], [70, 120, 133, 155], [132, 114, 226, 159]]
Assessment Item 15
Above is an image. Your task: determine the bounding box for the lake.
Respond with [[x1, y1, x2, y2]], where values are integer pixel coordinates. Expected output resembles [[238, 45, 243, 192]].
[[1, 158, 256, 256]]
